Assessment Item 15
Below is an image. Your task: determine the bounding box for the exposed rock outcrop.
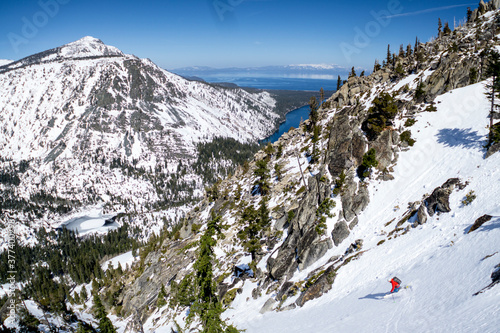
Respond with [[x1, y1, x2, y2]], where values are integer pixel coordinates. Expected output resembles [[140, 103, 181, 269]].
[[468, 214, 493, 233], [295, 264, 336, 307], [424, 178, 462, 216]]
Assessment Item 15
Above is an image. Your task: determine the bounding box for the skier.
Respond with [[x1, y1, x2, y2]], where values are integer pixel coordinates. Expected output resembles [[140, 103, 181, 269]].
[[388, 277, 401, 293]]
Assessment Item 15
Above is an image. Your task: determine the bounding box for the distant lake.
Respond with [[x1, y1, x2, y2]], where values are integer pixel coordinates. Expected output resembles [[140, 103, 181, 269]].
[[261, 104, 310, 144], [198, 74, 334, 143], [198, 73, 336, 91]]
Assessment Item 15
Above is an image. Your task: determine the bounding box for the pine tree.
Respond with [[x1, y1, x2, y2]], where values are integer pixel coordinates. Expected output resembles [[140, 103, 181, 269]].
[[386, 44, 391, 67], [309, 96, 319, 128], [237, 199, 270, 261], [406, 44, 413, 57], [348, 66, 357, 79], [190, 212, 237, 332], [320, 87, 325, 104], [157, 284, 167, 308], [443, 22, 452, 35], [254, 159, 270, 196], [399, 44, 404, 58], [373, 59, 381, 72], [311, 125, 321, 163], [485, 49, 500, 146], [336, 75, 342, 90], [438, 18, 443, 36], [93, 294, 117, 333], [467, 7, 473, 23]]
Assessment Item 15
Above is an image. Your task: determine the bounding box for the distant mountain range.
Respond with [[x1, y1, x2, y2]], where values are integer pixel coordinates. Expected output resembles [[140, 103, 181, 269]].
[[172, 64, 366, 78]]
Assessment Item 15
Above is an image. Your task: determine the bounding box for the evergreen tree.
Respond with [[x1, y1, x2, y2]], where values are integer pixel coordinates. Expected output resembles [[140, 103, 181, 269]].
[[253, 159, 270, 196], [467, 7, 473, 23], [336, 75, 342, 90], [361, 92, 398, 140], [438, 18, 443, 36], [357, 148, 379, 179], [485, 49, 500, 146], [349, 66, 357, 78], [237, 199, 270, 261], [311, 125, 321, 164], [386, 44, 391, 67], [93, 294, 117, 333], [443, 22, 452, 35], [414, 37, 420, 52], [157, 284, 167, 308], [360, 70, 365, 77], [406, 44, 413, 57], [309, 96, 319, 128], [320, 87, 325, 104], [398, 44, 405, 58], [191, 213, 237, 332], [373, 59, 381, 72]]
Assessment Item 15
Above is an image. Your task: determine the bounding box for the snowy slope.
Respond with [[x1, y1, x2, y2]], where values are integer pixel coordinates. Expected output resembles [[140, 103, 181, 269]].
[[0, 59, 13, 67], [225, 82, 500, 332]]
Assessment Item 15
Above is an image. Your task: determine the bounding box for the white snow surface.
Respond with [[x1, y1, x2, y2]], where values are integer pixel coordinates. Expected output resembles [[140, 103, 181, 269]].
[[0, 59, 13, 66], [101, 251, 137, 271], [222, 82, 500, 332]]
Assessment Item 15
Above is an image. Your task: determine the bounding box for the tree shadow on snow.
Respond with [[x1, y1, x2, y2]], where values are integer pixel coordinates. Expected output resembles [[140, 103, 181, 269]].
[[435, 128, 484, 150], [359, 292, 389, 300]]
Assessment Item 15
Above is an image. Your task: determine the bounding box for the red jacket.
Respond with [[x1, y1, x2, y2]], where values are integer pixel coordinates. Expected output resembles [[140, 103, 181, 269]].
[[390, 279, 400, 292]]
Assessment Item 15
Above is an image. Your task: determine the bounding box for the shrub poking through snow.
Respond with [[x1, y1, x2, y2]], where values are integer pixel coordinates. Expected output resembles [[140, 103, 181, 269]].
[[357, 148, 379, 179], [462, 190, 477, 206], [400, 130, 416, 146]]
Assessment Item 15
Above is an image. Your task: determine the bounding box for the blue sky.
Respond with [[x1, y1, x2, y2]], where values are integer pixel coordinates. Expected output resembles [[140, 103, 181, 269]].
[[0, 0, 476, 70]]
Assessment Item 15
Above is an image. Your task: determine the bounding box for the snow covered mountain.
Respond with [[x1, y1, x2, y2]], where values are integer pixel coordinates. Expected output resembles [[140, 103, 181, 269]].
[[0, 36, 280, 241], [94, 3, 500, 332], [3, 2, 500, 332]]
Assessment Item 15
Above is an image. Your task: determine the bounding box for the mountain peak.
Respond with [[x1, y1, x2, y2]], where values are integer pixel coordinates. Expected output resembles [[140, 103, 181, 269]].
[[60, 36, 124, 58]]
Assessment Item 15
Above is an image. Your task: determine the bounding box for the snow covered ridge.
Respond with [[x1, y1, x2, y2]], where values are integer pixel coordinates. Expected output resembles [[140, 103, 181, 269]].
[[0, 59, 13, 67], [0, 36, 125, 73]]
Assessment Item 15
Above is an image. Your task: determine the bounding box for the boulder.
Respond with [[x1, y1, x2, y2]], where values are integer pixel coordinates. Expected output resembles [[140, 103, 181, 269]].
[[331, 220, 350, 247], [279, 304, 297, 312], [259, 298, 277, 314], [486, 141, 500, 158], [468, 215, 492, 233], [416, 204, 428, 225], [424, 178, 461, 216]]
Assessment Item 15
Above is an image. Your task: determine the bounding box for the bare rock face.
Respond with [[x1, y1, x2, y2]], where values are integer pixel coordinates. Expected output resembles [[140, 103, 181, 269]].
[[295, 264, 336, 307], [370, 129, 398, 171], [326, 114, 367, 178], [267, 173, 332, 281], [341, 177, 370, 223], [124, 313, 144, 333], [120, 239, 197, 322], [331, 220, 350, 247]]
